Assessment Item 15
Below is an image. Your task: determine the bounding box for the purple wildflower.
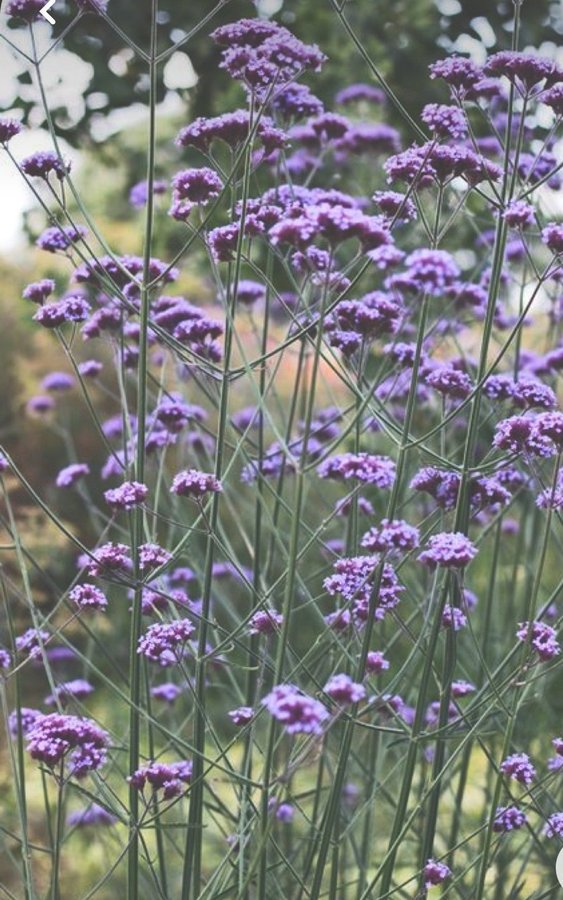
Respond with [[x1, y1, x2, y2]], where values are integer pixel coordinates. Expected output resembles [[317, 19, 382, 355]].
[[171, 469, 222, 498], [0, 118, 23, 144], [335, 83, 386, 105], [423, 859, 451, 888], [229, 706, 254, 726], [78, 359, 103, 378], [361, 518, 420, 553], [21, 151, 70, 180], [544, 813, 563, 838], [151, 683, 182, 704], [365, 651, 390, 675], [137, 619, 195, 667], [500, 752, 536, 785], [139, 543, 172, 572], [9, 708, 42, 738], [67, 804, 117, 828], [45, 679, 94, 706], [56, 463, 90, 488], [34, 296, 91, 325], [15, 628, 49, 660], [418, 532, 478, 568], [324, 674, 366, 705], [69, 583, 108, 612], [22, 279, 55, 303], [503, 200, 535, 229], [248, 609, 283, 635], [170, 167, 223, 219], [26, 713, 109, 777], [129, 179, 167, 208], [493, 806, 527, 833], [516, 621, 561, 660], [442, 605, 468, 631], [85, 542, 132, 577], [493, 416, 554, 457], [129, 760, 192, 799], [104, 481, 148, 511], [42, 372, 75, 391], [421, 103, 467, 139], [542, 223, 563, 255], [403, 249, 460, 296], [262, 684, 329, 735], [318, 453, 395, 487]]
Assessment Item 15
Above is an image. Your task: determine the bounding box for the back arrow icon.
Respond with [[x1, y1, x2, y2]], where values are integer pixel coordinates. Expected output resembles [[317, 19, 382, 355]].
[[40, 0, 56, 23]]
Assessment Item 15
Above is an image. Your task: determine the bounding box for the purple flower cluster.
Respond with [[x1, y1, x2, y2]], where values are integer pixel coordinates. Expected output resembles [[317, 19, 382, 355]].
[[418, 532, 478, 568], [129, 760, 192, 799], [499, 752, 536, 785], [324, 674, 366, 705], [262, 684, 329, 735], [104, 481, 148, 511], [171, 469, 222, 498], [137, 619, 195, 667], [516, 621, 561, 660], [26, 713, 109, 777], [318, 453, 396, 487], [361, 519, 420, 553], [493, 806, 527, 833]]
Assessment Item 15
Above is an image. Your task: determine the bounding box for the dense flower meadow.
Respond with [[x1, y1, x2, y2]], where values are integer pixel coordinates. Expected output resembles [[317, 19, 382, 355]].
[[1, 1, 563, 897]]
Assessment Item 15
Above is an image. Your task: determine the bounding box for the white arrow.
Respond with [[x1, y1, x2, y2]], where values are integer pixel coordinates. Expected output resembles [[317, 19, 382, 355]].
[[39, 0, 56, 24]]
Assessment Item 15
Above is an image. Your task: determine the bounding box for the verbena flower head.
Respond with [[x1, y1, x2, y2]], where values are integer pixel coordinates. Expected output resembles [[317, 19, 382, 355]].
[[21, 151, 70, 180], [365, 651, 390, 674], [335, 83, 386, 104], [139, 543, 172, 571], [544, 813, 563, 838], [129, 179, 167, 208], [69, 583, 108, 612], [318, 453, 396, 487], [23, 278, 55, 303], [7, 0, 45, 22], [151, 683, 182, 704], [429, 56, 483, 92], [42, 372, 75, 392], [45, 679, 94, 706], [324, 556, 404, 622], [248, 608, 283, 635], [129, 760, 192, 799], [423, 859, 451, 888], [403, 249, 460, 296], [493, 416, 554, 457], [9, 707, 43, 738], [137, 619, 195, 667], [324, 674, 366, 705], [176, 110, 286, 155], [15, 628, 49, 660], [493, 806, 527, 832], [484, 51, 560, 90], [442, 605, 468, 630], [499, 752, 536, 785], [503, 200, 535, 229], [26, 713, 109, 777], [421, 103, 467, 139], [85, 542, 132, 577], [171, 469, 222, 498], [229, 706, 254, 726], [170, 167, 223, 219], [104, 481, 148, 511], [0, 118, 23, 144], [262, 684, 329, 735], [418, 532, 478, 568], [361, 519, 420, 553], [56, 463, 90, 488], [516, 621, 561, 660], [34, 296, 91, 325], [67, 804, 117, 828]]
